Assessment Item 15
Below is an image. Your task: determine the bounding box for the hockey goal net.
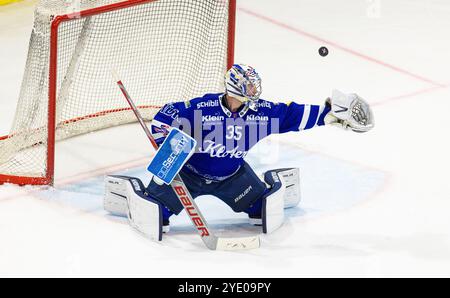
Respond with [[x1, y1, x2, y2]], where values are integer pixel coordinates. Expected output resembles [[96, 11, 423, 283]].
[[0, 0, 236, 185]]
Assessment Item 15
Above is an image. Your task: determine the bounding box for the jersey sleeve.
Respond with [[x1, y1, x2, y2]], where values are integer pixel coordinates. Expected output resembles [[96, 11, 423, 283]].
[[150, 102, 187, 146], [270, 101, 331, 134]]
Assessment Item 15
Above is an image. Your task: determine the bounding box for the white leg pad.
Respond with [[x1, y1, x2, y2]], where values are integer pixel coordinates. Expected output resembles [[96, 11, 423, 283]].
[[104, 175, 163, 241], [126, 183, 162, 241], [262, 168, 301, 209], [262, 172, 286, 234], [278, 168, 301, 208], [104, 176, 129, 217]]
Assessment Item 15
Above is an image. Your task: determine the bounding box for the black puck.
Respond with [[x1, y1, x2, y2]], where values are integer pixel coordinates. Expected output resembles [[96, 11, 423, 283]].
[[319, 46, 329, 57]]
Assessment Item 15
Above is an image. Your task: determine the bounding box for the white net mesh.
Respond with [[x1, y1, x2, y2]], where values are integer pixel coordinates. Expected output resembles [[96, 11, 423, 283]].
[[0, 0, 232, 182]]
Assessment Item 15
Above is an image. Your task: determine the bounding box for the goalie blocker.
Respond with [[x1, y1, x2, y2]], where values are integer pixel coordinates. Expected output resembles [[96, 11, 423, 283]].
[[104, 167, 301, 240]]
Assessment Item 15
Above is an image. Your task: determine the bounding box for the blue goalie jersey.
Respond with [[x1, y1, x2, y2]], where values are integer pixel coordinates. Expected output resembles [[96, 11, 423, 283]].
[[150, 93, 330, 181]]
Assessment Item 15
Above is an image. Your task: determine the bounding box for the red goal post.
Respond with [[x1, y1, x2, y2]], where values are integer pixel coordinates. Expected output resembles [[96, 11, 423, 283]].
[[0, 0, 236, 186]]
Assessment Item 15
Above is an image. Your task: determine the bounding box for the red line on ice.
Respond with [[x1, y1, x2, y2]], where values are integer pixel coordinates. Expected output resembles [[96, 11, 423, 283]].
[[372, 84, 450, 106]]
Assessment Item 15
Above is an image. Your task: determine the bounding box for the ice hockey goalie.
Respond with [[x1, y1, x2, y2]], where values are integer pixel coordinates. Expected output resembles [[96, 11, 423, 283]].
[[104, 64, 374, 241]]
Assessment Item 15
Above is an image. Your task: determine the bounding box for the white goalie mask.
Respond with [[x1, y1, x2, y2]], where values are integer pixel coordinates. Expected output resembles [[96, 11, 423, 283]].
[[225, 64, 262, 105]]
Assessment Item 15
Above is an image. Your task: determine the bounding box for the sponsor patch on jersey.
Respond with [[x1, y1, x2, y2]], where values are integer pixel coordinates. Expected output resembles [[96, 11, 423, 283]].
[[246, 114, 269, 121], [202, 115, 225, 122], [255, 101, 272, 109], [197, 100, 219, 109]]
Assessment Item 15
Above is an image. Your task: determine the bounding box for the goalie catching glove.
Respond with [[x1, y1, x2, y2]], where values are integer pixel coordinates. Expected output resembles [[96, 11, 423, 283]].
[[325, 89, 374, 133]]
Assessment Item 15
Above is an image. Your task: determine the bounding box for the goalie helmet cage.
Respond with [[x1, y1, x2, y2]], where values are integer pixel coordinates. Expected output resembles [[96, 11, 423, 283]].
[[0, 0, 236, 186]]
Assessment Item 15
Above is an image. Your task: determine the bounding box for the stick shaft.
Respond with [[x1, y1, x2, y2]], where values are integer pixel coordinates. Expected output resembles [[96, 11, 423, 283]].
[[115, 79, 158, 149]]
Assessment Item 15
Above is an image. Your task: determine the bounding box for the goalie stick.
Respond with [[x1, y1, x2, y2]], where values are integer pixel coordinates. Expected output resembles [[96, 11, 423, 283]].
[[112, 70, 260, 251]]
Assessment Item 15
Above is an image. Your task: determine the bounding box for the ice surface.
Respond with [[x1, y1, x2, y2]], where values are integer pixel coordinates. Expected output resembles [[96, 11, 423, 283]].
[[0, 0, 449, 277]]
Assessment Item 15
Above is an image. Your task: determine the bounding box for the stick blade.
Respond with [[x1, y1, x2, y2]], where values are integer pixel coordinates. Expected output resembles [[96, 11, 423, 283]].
[[215, 235, 260, 251]]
